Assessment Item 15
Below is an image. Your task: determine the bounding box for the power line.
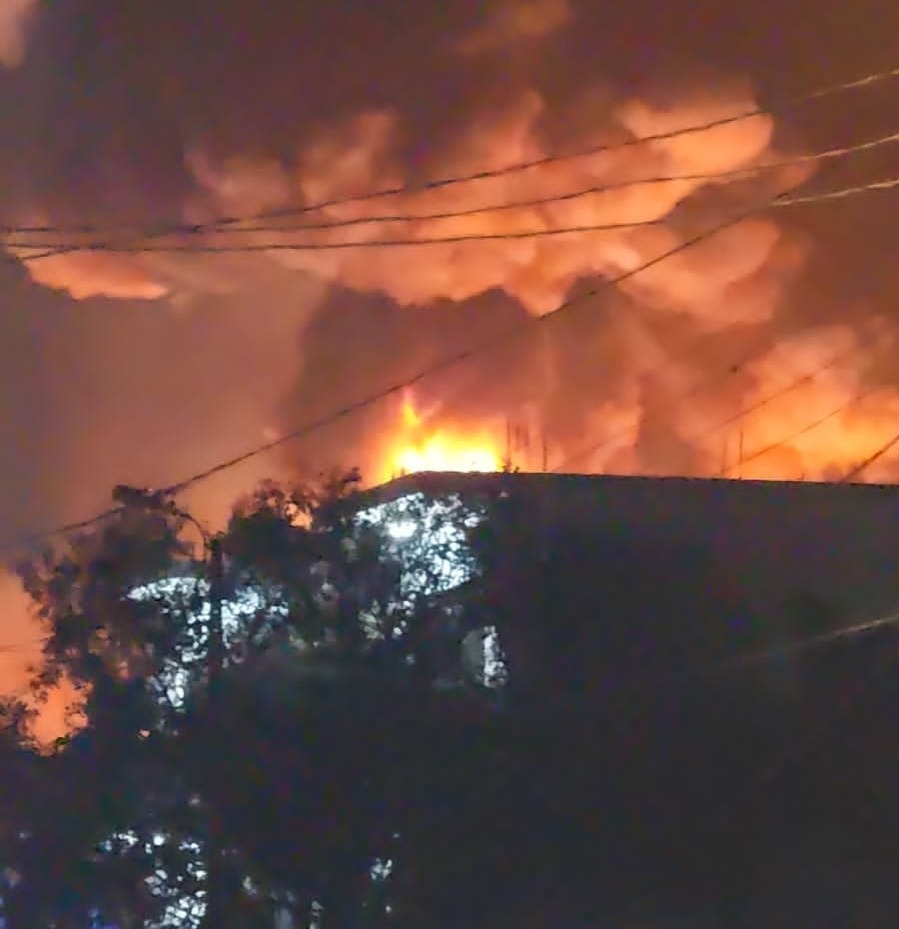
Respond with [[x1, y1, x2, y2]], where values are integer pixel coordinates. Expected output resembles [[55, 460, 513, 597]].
[[722, 382, 892, 477], [7, 215, 669, 252], [4, 506, 126, 553], [8, 125, 899, 240], [184, 58, 899, 229], [4, 58, 895, 278], [431, 157, 864, 467], [640, 603, 899, 696], [3, 174, 896, 550], [7, 181, 896, 554], [724, 384, 892, 480], [161, 210, 768, 497], [698, 607, 899, 676], [6, 57, 899, 266], [556, 322, 899, 483], [841, 427, 899, 482], [0, 205, 768, 555], [776, 174, 899, 207], [9, 174, 899, 256], [686, 338, 891, 459], [179, 128, 899, 232], [703, 606, 899, 854], [556, 322, 888, 472]]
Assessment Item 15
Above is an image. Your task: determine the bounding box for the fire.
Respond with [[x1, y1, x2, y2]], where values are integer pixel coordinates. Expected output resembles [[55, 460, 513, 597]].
[[380, 395, 504, 482]]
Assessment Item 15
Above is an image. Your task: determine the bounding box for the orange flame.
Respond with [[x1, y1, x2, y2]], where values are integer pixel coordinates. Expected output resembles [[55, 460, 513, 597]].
[[379, 394, 504, 482]]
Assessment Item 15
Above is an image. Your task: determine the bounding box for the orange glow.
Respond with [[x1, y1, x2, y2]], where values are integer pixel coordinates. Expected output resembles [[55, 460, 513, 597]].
[[379, 394, 504, 482]]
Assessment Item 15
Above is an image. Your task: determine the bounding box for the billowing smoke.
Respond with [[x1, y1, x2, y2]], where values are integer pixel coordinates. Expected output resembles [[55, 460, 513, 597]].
[[9, 54, 803, 318], [178, 79, 800, 318], [0, 0, 37, 67]]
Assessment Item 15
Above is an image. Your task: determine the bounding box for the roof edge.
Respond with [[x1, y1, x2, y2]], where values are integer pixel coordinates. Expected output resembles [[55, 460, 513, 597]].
[[349, 470, 899, 509]]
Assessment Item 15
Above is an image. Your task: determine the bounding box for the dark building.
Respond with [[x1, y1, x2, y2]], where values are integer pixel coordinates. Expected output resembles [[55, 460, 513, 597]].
[[360, 470, 899, 686], [354, 471, 899, 927]]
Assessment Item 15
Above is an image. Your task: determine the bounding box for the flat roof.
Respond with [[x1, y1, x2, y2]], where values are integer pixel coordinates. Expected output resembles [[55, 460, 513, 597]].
[[353, 471, 899, 667], [357, 469, 899, 505]]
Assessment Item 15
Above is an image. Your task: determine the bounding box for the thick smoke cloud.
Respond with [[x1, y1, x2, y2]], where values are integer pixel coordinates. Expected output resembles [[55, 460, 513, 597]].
[[5, 6, 801, 320], [180, 79, 800, 318]]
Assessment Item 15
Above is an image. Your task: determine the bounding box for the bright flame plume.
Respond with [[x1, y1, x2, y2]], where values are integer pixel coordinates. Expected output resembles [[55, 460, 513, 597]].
[[379, 394, 504, 482]]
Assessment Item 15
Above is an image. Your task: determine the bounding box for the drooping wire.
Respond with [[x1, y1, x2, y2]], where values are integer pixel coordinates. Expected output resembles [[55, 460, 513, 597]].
[[4, 125, 899, 241], [8, 58, 899, 264], [0, 204, 770, 554], [6, 174, 899, 254]]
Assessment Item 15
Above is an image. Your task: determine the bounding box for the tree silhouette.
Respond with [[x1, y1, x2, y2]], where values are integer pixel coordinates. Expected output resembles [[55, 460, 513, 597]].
[[2, 475, 507, 929]]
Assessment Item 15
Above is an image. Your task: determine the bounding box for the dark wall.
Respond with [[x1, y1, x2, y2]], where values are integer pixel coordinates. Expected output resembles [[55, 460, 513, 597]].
[[357, 473, 899, 925], [386, 472, 899, 686], [523, 475, 899, 689]]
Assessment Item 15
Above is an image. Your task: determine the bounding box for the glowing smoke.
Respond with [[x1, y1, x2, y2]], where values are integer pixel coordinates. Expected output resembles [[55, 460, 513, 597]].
[[454, 0, 574, 55], [176, 82, 798, 319], [0, 0, 36, 67], [3, 1, 800, 317]]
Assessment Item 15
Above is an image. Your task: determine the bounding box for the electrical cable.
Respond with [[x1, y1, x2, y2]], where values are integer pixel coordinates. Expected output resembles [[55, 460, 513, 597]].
[[7, 57, 899, 265], [1, 506, 127, 553], [8, 174, 899, 255], [555, 322, 889, 472], [184, 58, 899, 229], [774, 174, 899, 207], [721, 381, 893, 477], [160, 211, 768, 498], [7, 215, 671, 252], [551, 341, 899, 501], [702, 626, 899, 874], [0, 204, 769, 554], [702, 607, 899, 673], [6, 125, 899, 240], [840, 427, 899, 482], [3, 173, 897, 548]]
